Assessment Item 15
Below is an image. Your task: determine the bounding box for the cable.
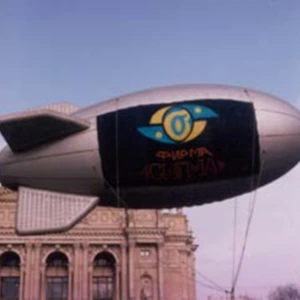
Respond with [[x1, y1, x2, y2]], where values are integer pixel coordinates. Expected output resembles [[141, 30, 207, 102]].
[[105, 156, 228, 294], [232, 191, 256, 288], [197, 280, 228, 293], [175, 250, 230, 293], [164, 252, 228, 293], [230, 107, 266, 296], [114, 98, 120, 207], [104, 178, 229, 294], [109, 100, 232, 296], [232, 197, 237, 288], [195, 269, 229, 293], [232, 137, 266, 290]]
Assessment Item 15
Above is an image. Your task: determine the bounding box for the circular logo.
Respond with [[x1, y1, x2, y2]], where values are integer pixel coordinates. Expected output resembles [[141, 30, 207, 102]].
[[137, 103, 218, 144], [163, 107, 192, 142]]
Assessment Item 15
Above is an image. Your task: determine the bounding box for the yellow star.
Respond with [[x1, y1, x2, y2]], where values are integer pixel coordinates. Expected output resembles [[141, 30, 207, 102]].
[[195, 107, 201, 114], [156, 131, 163, 139]]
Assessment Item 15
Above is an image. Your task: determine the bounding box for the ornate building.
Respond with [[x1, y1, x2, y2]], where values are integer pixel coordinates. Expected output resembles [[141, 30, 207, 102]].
[[0, 187, 197, 300]]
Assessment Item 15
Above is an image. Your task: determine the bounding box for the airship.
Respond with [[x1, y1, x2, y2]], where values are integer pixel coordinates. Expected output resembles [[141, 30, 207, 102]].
[[0, 84, 299, 235]]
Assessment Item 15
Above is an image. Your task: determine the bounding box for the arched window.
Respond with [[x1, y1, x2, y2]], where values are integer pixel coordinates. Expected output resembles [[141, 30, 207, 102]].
[[46, 252, 69, 300], [140, 275, 153, 300], [92, 252, 116, 300], [0, 251, 21, 300]]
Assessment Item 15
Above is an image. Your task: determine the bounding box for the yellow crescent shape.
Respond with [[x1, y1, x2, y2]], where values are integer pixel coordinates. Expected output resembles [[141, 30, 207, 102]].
[[185, 120, 207, 142], [150, 106, 171, 124]]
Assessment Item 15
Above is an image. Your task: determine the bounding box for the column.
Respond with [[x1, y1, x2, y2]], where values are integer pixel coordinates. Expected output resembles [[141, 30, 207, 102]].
[[181, 250, 188, 300], [69, 266, 73, 300], [40, 262, 46, 300], [128, 240, 135, 300], [20, 264, 25, 300], [82, 243, 89, 300], [121, 243, 127, 300], [73, 243, 81, 300], [158, 243, 165, 300], [32, 243, 41, 300], [88, 263, 93, 300], [24, 243, 33, 300], [115, 264, 120, 300]]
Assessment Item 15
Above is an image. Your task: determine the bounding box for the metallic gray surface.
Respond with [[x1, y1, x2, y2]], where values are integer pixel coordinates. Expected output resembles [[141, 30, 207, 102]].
[[0, 128, 102, 195], [0, 84, 300, 209]]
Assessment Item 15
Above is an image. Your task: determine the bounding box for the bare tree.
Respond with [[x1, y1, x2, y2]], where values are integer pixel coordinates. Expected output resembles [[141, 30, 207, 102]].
[[268, 284, 300, 300]]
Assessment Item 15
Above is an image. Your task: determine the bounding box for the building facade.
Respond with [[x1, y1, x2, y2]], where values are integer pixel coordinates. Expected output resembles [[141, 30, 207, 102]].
[[0, 188, 197, 300]]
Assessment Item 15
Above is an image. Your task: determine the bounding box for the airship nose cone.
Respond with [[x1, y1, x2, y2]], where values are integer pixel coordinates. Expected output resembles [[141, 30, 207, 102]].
[[256, 102, 300, 186]]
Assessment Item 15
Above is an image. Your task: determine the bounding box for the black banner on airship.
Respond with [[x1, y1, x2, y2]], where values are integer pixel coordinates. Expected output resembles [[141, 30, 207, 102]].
[[97, 99, 260, 188]]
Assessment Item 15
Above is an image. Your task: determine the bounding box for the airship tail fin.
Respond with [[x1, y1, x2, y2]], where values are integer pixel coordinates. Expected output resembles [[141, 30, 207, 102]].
[[16, 187, 99, 235], [24, 102, 81, 115], [0, 109, 90, 153]]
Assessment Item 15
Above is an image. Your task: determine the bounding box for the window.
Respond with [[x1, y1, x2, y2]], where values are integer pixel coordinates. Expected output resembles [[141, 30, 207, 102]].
[[0, 277, 20, 300], [140, 249, 150, 257], [46, 277, 68, 300], [47, 254, 68, 268], [0, 252, 21, 300], [93, 277, 113, 300], [94, 257, 114, 268], [0, 252, 20, 268], [93, 252, 116, 300], [46, 252, 69, 300]]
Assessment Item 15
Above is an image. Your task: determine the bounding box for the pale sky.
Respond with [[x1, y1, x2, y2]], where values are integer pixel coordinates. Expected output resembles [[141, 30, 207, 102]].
[[1, 1, 300, 299]]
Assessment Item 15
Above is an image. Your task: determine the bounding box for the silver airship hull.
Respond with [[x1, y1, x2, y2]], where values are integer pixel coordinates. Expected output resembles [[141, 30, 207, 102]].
[[0, 84, 299, 234]]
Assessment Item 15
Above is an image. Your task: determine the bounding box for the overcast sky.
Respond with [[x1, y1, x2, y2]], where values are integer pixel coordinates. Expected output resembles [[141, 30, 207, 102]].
[[1, 1, 300, 299]]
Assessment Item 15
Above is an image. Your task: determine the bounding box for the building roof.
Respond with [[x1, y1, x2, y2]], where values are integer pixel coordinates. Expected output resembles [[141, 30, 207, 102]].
[[0, 187, 16, 200]]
